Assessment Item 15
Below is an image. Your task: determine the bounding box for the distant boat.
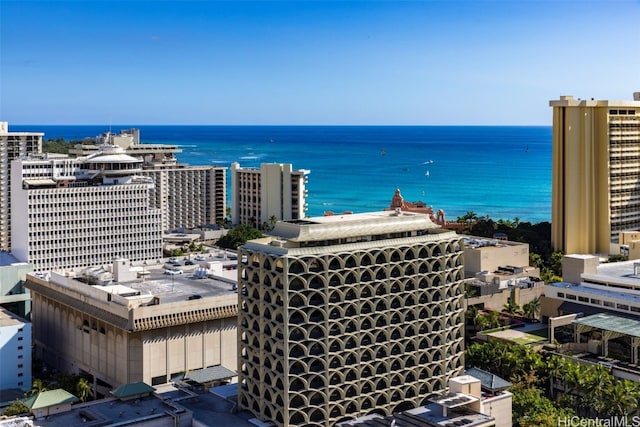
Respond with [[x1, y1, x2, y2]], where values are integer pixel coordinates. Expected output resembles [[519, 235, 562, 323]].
[[381, 148, 387, 156], [425, 171, 430, 178]]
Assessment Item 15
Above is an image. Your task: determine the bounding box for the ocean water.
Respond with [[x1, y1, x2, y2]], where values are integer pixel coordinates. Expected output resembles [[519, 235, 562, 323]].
[[12, 125, 552, 223]]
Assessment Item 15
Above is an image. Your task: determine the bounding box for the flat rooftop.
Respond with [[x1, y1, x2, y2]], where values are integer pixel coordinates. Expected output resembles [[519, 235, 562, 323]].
[[28, 395, 188, 427], [115, 269, 237, 304], [0, 306, 28, 327]]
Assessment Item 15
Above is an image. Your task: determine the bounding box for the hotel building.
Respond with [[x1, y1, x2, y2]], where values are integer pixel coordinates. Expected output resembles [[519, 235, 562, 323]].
[[550, 93, 640, 254], [11, 147, 163, 271], [230, 162, 309, 228], [71, 129, 227, 230], [0, 122, 43, 251], [25, 259, 238, 395], [237, 211, 466, 426]]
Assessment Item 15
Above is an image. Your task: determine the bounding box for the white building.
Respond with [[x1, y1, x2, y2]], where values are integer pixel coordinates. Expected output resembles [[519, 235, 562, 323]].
[[543, 255, 640, 320], [230, 162, 309, 228], [11, 147, 163, 271], [0, 306, 31, 392], [0, 122, 43, 251], [71, 129, 227, 231]]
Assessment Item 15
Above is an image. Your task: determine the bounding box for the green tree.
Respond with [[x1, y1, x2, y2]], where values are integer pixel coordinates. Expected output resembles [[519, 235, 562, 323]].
[[550, 250, 564, 277], [522, 297, 541, 321], [503, 301, 522, 315], [76, 377, 93, 402], [529, 252, 544, 270], [30, 378, 48, 395], [216, 224, 264, 250], [484, 310, 501, 329], [2, 399, 29, 416]]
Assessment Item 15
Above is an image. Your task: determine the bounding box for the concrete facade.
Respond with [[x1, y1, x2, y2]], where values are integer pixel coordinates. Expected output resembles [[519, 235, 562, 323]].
[[24, 261, 238, 396], [230, 162, 309, 227], [0, 307, 31, 392], [0, 122, 43, 251], [237, 211, 466, 426], [463, 237, 530, 278], [550, 93, 640, 254], [10, 148, 163, 271]]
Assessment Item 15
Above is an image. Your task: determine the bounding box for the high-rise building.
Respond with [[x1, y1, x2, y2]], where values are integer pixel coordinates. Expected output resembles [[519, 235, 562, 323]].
[[237, 211, 466, 427], [0, 122, 43, 250], [11, 147, 163, 271], [550, 93, 640, 254], [71, 129, 227, 230], [230, 162, 309, 228]]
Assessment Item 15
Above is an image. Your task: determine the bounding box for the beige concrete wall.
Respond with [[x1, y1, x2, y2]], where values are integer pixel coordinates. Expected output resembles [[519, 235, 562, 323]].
[[463, 242, 529, 276], [32, 289, 237, 389], [562, 255, 599, 284], [142, 317, 237, 385]]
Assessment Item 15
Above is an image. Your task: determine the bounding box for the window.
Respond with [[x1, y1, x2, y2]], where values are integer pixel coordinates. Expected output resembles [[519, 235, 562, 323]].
[[590, 299, 601, 305], [557, 292, 565, 298], [17, 364, 23, 369], [617, 304, 629, 311], [604, 301, 614, 308], [566, 294, 576, 301], [578, 296, 589, 303]]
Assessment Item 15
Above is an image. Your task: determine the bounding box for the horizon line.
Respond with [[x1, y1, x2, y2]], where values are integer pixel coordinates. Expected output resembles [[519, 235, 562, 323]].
[[9, 123, 552, 127]]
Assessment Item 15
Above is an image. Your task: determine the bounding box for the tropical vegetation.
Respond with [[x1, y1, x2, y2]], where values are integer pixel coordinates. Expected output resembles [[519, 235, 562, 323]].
[[466, 341, 640, 426], [216, 224, 264, 250]]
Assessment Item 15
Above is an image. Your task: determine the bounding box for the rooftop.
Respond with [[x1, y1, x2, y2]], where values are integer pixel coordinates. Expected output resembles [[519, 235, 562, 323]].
[[573, 313, 640, 339], [0, 307, 28, 328], [249, 211, 450, 247]]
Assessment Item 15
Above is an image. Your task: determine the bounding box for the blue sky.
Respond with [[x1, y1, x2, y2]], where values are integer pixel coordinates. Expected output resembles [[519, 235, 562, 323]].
[[1, 0, 639, 125]]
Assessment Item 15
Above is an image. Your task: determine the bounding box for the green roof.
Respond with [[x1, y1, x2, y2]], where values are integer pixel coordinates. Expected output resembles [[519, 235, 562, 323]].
[[110, 381, 155, 399], [573, 313, 640, 338], [22, 389, 78, 410]]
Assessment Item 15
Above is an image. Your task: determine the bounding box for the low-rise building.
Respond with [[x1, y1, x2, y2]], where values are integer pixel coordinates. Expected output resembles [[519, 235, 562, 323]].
[[338, 370, 512, 427], [542, 255, 640, 321], [24, 259, 238, 397], [464, 237, 542, 313], [0, 307, 31, 393]]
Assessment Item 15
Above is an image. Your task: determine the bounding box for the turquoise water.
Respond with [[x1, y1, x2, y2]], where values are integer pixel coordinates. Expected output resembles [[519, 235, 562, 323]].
[[15, 125, 552, 223]]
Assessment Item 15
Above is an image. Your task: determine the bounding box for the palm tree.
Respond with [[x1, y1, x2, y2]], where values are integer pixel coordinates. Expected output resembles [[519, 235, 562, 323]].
[[30, 378, 47, 396], [503, 301, 522, 316], [583, 364, 612, 416], [546, 355, 567, 400], [76, 377, 93, 402], [485, 310, 501, 329], [474, 312, 489, 331], [523, 297, 541, 321]]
